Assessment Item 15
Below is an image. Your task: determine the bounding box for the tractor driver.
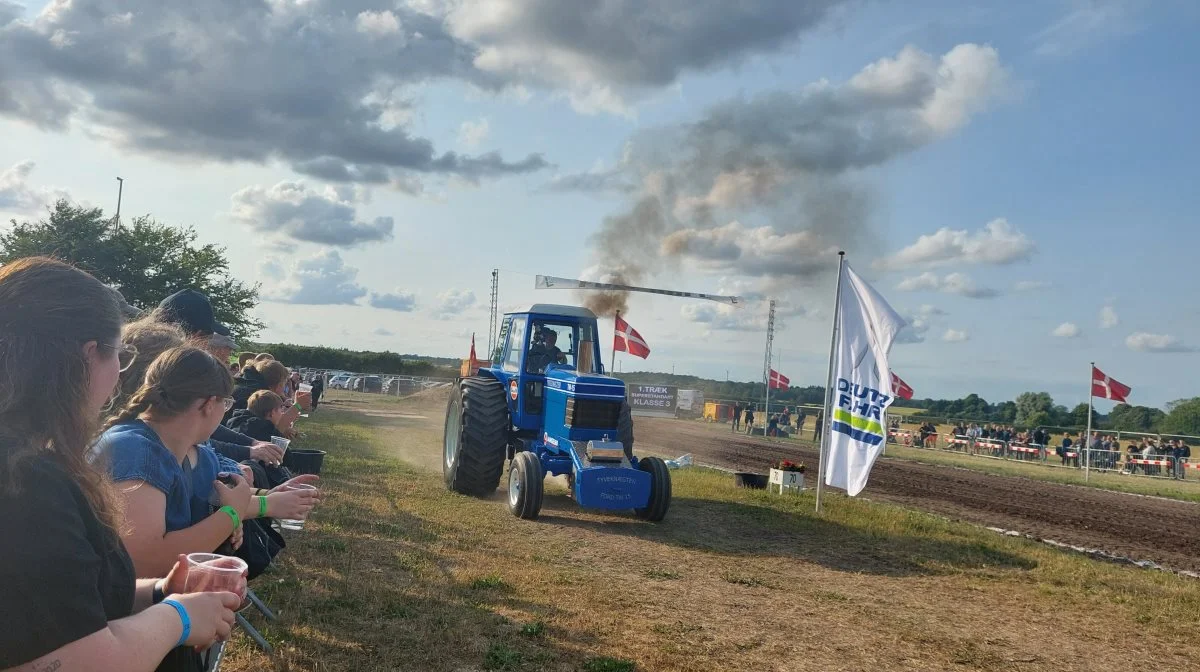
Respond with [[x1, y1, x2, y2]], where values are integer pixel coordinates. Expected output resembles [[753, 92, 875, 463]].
[[527, 326, 567, 373]]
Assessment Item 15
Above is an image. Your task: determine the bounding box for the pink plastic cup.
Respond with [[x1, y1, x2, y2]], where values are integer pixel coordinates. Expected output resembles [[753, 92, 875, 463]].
[[184, 553, 248, 599]]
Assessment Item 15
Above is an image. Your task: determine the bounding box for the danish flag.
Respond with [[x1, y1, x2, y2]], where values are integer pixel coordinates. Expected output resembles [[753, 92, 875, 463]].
[[1091, 365, 1131, 403], [890, 372, 914, 400], [768, 369, 790, 390], [614, 314, 651, 359]]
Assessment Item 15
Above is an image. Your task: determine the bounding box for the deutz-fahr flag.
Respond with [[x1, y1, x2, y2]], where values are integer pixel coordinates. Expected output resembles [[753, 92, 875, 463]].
[[825, 263, 907, 496]]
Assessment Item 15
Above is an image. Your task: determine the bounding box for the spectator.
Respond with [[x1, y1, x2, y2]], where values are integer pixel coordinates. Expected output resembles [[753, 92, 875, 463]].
[[231, 360, 289, 416], [0, 257, 239, 670], [117, 318, 282, 470], [744, 407, 755, 435], [230, 362, 241, 375], [1059, 434, 1073, 466], [812, 410, 824, 442], [767, 413, 779, 437], [226, 391, 289, 443], [94, 346, 317, 577], [1177, 442, 1191, 480], [310, 372, 325, 410], [731, 403, 742, 432]]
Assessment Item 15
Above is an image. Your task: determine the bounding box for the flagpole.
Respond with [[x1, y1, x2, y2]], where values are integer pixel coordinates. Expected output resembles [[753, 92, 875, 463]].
[[1085, 361, 1094, 482], [611, 310, 620, 375], [815, 251, 846, 514]]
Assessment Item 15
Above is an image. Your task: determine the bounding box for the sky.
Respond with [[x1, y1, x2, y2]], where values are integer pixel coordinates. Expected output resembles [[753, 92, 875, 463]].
[[1, 0, 1198, 410]]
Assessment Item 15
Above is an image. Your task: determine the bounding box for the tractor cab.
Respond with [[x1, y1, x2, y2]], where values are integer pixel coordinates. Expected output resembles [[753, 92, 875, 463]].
[[487, 305, 613, 435], [443, 304, 671, 522]]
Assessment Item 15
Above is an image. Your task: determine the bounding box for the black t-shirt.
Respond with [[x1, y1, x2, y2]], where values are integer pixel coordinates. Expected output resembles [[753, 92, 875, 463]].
[[0, 454, 136, 667]]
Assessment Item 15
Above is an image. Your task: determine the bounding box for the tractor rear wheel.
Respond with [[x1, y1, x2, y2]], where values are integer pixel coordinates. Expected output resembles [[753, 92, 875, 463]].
[[617, 401, 635, 461], [634, 456, 671, 522], [444, 377, 508, 497], [507, 451, 545, 520]]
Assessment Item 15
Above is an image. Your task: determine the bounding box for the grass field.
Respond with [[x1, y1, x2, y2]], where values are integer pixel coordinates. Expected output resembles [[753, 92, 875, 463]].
[[222, 394, 1200, 671]]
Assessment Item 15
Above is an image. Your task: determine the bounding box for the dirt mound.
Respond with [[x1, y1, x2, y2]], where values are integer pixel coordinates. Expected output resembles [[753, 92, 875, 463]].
[[636, 417, 1200, 573]]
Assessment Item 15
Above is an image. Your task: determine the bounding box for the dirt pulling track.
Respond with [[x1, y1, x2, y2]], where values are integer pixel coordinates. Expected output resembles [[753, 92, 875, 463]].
[[635, 417, 1200, 573]]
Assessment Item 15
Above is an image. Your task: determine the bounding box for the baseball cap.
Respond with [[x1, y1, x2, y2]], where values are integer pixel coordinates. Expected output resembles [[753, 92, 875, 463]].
[[209, 332, 238, 351], [158, 289, 230, 336], [107, 285, 143, 319]]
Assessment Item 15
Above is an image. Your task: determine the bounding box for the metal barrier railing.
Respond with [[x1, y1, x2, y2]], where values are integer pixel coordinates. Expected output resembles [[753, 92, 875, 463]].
[[881, 432, 1197, 482]]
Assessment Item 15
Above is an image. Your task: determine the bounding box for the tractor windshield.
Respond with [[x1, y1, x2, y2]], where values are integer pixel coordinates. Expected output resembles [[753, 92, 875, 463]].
[[525, 321, 598, 375]]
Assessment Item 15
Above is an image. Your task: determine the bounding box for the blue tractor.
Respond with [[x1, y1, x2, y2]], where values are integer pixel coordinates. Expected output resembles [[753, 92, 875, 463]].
[[443, 304, 671, 521]]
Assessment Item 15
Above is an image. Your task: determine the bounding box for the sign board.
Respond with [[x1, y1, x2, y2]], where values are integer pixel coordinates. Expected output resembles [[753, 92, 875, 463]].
[[676, 389, 704, 417], [628, 384, 677, 418]]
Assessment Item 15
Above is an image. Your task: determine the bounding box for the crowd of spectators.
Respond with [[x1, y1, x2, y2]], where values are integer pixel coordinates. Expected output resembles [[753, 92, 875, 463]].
[[1, 257, 324, 672]]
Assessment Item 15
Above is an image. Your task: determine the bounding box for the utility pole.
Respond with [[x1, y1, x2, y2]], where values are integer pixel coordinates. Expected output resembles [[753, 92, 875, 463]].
[[114, 177, 124, 231]]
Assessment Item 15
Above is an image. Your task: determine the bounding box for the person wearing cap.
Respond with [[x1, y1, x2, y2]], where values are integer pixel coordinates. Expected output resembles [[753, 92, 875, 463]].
[[153, 290, 283, 467]]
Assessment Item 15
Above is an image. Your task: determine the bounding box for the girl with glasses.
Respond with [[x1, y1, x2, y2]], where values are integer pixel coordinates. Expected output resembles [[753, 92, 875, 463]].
[[0, 258, 239, 672]]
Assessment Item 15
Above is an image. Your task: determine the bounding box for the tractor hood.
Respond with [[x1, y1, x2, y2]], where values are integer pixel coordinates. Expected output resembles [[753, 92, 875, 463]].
[[544, 367, 626, 401]]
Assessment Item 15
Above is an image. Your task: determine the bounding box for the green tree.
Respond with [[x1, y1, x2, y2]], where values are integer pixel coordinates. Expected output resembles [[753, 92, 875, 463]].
[[1015, 392, 1054, 426], [1, 200, 262, 338], [1159, 398, 1200, 435], [1106, 404, 1165, 432], [1069, 403, 1100, 428]]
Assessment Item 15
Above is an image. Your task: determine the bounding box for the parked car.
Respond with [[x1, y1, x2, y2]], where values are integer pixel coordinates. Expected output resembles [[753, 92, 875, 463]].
[[361, 375, 383, 394], [329, 374, 353, 389]]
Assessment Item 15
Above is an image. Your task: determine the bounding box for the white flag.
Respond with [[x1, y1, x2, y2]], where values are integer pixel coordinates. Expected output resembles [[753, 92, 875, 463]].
[[824, 263, 907, 496]]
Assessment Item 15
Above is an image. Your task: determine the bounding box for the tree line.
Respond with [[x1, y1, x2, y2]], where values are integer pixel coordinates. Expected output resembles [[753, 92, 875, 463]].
[[614, 372, 1200, 436], [243, 342, 459, 378]]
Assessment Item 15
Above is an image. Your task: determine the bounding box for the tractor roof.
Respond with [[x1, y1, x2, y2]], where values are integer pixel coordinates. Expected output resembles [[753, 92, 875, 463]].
[[509, 304, 597, 320]]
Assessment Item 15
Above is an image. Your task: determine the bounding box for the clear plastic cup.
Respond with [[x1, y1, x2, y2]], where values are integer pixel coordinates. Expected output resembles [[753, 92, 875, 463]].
[[184, 553, 248, 599], [298, 383, 313, 393], [270, 436, 291, 451], [279, 483, 317, 530]]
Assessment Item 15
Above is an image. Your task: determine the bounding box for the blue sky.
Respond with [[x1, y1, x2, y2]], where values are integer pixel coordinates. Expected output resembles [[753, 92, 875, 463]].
[[1, 0, 1197, 409]]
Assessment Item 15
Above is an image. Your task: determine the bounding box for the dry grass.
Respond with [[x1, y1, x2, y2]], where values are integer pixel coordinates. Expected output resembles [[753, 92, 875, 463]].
[[220, 396, 1200, 671]]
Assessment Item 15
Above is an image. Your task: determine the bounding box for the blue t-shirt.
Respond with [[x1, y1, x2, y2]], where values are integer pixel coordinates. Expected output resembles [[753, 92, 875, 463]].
[[93, 420, 241, 533]]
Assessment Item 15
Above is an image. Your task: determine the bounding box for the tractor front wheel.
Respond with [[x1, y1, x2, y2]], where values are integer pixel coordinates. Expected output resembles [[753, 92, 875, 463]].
[[508, 451, 545, 520], [634, 456, 671, 522], [443, 377, 508, 497]]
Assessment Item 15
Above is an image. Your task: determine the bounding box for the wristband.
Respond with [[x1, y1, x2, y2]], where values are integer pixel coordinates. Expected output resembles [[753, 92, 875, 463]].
[[218, 505, 241, 532], [258, 495, 268, 518], [152, 579, 166, 605], [255, 488, 269, 497], [161, 598, 191, 647]]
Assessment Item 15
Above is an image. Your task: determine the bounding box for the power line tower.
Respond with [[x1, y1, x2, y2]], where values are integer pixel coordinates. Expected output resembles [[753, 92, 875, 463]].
[[487, 269, 499, 357], [762, 299, 776, 417]]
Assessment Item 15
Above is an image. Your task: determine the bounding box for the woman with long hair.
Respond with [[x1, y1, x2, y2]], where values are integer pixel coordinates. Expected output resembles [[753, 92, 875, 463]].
[[95, 346, 317, 577], [0, 257, 239, 671]]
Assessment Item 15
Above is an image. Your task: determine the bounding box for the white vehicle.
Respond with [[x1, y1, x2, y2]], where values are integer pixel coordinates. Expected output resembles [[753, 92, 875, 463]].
[[329, 374, 353, 389]]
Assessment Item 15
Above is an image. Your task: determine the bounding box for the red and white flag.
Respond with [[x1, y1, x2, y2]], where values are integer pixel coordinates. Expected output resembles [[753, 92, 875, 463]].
[[614, 314, 651, 359], [890, 372, 914, 400], [768, 369, 790, 389], [1092, 365, 1131, 403]]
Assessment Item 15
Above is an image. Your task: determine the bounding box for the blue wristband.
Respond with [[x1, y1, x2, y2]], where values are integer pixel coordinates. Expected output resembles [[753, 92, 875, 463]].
[[161, 598, 191, 647]]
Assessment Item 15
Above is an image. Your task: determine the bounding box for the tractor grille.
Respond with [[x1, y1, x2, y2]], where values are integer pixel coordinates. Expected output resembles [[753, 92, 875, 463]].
[[564, 397, 622, 430]]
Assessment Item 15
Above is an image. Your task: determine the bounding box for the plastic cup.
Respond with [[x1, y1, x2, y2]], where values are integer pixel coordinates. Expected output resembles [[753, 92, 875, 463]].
[[184, 553, 248, 599], [270, 436, 291, 452], [279, 483, 317, 530], [298, 383, 313, 393]]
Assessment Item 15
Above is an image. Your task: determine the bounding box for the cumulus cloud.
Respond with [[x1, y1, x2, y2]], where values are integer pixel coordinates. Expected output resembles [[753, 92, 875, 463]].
[[1052, 322, 1081, 338], [558, 43, 1009, 304], [368, 290, 418, 312], [896, 272, 998, 299], [260, 250, 368, 305], [458, 118, 490, 148], [0, 161, 69, 213], [894, 304, 945, 344], [942, 329, 969, 343], [229, 182, 393, 247], [877, 218, 1034, 269], [0, 0, 547, 185], [431, 289, 476, 318], [1125, 332, 1194, 353], [445, 0, 856, 113], [1100, 305, 1119, 329]]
